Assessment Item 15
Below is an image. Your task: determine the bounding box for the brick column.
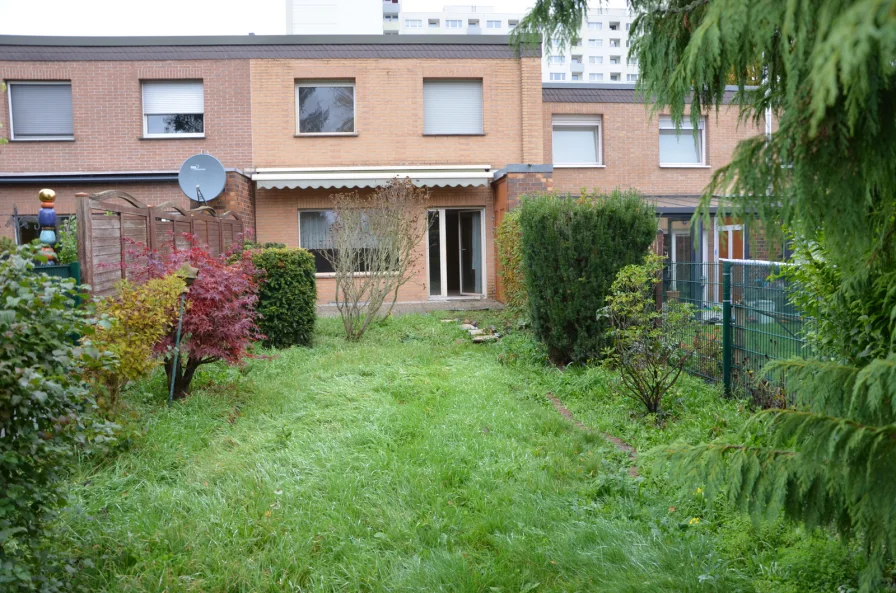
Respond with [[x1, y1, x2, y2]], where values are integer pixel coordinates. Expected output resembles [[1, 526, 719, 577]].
[[209, 171, 256, 237]]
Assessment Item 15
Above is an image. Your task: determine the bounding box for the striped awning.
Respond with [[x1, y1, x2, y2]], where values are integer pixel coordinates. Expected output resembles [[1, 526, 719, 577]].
[[252, 165, 493, 190]]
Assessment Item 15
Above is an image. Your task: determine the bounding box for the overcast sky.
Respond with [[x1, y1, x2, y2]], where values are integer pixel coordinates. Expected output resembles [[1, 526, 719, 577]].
[[0, 0, 625, 36]]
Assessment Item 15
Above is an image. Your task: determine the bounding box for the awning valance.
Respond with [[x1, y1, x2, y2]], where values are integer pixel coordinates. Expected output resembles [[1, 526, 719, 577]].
[[252, 165, 493, 190]]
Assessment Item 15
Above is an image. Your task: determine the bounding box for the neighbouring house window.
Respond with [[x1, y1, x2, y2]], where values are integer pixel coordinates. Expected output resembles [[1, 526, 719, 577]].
[[384, 14, 397, 21], [571, 74, 582, 81], [15, 214, 72, 245], [548, 56, 566, 65], [552, 115, 602, 166], [627, 74, 639, 82], [446, 19, 462, 28], [588, 38, 602, 47], [8, 82, 74, 141], [422, 79, 483, 135], [629, 56, 639, 65], [405, 19, 422, 27], [589, 73, 604, 81], [625, 22, 631, 30], [610, 73, 621, 81], [609, 39, 620, 47], [468, 19, 479, 27], [549, 73, 567, 81], [429, 19, 440, 27], [486, 20, 501, 28], [659, 115, 706, 165], [589, 56, 603, 64], [588, 21, 602, 30], [299, 210, 379, 274], [610, 56, 621, 65], [142, 80, 204, 137], [609, 21, 619, 30], [296, 81, 355, 134], [508, 19, 518, 28]]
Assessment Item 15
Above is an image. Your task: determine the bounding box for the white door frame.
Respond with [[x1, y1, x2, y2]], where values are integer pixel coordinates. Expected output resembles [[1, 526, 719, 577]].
[[425, 207, 487, 299]]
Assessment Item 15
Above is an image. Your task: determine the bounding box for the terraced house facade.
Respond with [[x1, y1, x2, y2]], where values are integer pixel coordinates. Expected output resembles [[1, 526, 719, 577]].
[[0, 35, 773, 305]]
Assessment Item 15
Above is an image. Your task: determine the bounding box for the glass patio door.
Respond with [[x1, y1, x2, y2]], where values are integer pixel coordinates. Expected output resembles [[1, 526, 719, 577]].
[[458, 210, 482, 295]]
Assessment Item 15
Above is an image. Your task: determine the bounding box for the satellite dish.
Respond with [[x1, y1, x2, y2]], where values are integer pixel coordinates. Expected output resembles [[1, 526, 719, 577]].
[[178, 154, 226, 203]]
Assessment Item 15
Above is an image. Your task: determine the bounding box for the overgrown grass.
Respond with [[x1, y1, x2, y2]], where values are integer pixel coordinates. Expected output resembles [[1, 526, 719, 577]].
[[55, 314, 871, 592]]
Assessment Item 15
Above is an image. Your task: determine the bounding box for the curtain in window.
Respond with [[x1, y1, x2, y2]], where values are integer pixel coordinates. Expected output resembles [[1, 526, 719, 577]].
[[659, 115, 704, 164], [553, 127, 599, 164]]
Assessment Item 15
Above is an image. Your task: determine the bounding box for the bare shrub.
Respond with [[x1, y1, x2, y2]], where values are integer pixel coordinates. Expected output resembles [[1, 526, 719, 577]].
[[326, 178, 430, 340]]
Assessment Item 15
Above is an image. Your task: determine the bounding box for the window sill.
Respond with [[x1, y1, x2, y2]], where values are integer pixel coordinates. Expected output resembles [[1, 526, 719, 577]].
[[314, 271, 399, 279], [9, 137, 75, 142], [659, 164, 710, 169], [553, 164, 605, 168], [140, 135, 206, 140], [295, 132, 359, 137], [423, 133, 486, 137]]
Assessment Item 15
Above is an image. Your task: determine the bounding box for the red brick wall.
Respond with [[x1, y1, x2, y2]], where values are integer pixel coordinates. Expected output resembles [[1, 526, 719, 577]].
[[0, 60, 252, 173], [209, 172, 256, 235]]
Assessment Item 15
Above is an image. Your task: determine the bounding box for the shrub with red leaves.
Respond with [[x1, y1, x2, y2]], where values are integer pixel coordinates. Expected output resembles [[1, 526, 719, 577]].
[[128, 236, 263, 399]]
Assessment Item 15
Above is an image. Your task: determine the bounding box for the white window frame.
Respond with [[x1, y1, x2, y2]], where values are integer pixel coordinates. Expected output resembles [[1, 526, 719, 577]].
[[428, 18, 440, 27], [486, 20, 501, 28], [548, 56, 566, 66], [609, 39, 621, 48], [422, 79, 484, 136], [627, 74, 639, 82], [587, 21, 602, 30], [552, 114, 603, 168], [610, 73, 621, 81], [446, 19, 462, 28], [405, 18, 422, 28], [295, 80, 356, 136], [610, 56, 621, 65], [141, 80, 205, 139], [8, 81, 74, 141], [659, 115, 708, 167], [589, 73, 604, 81], [589, 56, 603, 64], [549, 73, 567, 81]]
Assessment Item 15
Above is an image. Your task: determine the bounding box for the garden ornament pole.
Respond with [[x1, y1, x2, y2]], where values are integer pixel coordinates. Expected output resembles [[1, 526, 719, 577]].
[[37, 189, 57, 264], [168, 262, 199, 407]]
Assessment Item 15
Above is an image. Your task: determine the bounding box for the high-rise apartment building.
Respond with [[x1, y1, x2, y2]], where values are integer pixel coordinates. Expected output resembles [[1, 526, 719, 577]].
[[394, 5, 638, 83], [286, 0, 385, 34]]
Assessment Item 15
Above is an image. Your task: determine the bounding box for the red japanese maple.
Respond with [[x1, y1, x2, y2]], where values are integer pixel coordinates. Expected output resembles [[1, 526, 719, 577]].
[[129, 236, 264, 399]]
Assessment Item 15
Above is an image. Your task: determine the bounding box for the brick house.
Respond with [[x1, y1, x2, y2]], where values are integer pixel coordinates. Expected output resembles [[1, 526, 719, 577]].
[[0, 35, 774, 306]]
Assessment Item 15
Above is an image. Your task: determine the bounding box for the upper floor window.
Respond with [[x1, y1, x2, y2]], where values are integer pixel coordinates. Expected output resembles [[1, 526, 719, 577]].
[[587, 21, 602, 30], [8, 81, 74, 141], [610, 73, 621, 81], [548, 56, 566, 66], [384, 14, 397, 21], [589, 56, 603, 64], [625, 22, 631, 30], [609, 39, 621, 48], [549, 72, 567, 81], [423, 79, 483, 135], [571, 74, 582, 81], [468, 19, 479, 27], [627, 74, 639, 82], [588, 38, 602, 47], [659, 115, 706, 166], [508, 19, 518, 29], [552, 114, 602, 166], [405, 19, 422, 28], [486, 20, 501, 28], [446, 19, 462, 28], [296, 81, 355, 135], [629, 56, 639, 65], [142, 80, 204, 138], [429, 19, 440, 27], [609, 21, 620, 30], [610, 56, 621, 65], [589, 73, 604, 81]]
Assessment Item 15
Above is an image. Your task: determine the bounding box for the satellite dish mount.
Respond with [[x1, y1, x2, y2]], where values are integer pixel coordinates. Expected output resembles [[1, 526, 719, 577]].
[[178, 154, 226, 205]]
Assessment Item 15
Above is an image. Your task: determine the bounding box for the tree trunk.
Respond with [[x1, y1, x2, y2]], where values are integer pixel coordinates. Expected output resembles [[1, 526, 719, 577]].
[[165, 355, 203, 400]]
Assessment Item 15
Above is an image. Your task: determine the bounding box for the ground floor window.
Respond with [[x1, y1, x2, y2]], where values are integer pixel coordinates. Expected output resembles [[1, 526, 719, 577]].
[[299, 210, 383, 274]]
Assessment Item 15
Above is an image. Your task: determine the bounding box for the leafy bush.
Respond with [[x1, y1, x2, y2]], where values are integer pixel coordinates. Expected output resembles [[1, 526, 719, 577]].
[[495, 209, 527, 317], [518, 190, 657, 364], [131, 237, 262, 399], [252, 247, 317, 348], [602, 254, 697, 414], [55, 216, 78, 265], [0, 244, 113, 592], [85, 275, 185, 409]]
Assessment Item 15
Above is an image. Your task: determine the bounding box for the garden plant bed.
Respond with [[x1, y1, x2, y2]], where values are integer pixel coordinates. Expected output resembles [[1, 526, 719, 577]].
[[56, 314, 875, 592]]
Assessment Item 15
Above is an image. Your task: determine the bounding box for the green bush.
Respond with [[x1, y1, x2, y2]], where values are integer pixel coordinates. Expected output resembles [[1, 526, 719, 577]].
[[252, 247, 317, 348], [0, 244, 114, 592], [519, 190, 656, 364], [495, 209, 528, 317]]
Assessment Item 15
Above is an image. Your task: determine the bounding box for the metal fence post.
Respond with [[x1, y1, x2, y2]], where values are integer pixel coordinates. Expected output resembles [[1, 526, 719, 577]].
[[722, 260, 733, 397]]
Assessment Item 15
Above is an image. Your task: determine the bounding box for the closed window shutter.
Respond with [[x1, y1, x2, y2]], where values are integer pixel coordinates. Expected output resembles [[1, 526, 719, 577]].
[[142, 81, 204, 115], [10, 84, 73, 138], [658, 115, 704, 130], [423, 80, 483, 135]]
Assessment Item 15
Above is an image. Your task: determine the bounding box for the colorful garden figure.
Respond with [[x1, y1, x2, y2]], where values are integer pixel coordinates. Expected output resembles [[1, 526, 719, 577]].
[[37, 188, 57, 263]]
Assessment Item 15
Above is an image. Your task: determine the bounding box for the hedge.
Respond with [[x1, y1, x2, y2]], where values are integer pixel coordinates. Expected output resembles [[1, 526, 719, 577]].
[[252, 247, 317, 348], [518, 190, 657, 364], [495, 209, 527, 316]]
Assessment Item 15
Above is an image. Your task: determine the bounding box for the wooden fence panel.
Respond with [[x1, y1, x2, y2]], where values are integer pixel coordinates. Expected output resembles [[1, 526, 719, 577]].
[[76, 190, 244, 295]]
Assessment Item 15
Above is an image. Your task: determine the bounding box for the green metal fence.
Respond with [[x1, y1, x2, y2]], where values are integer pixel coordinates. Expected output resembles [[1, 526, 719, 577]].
[[661, 259, 807, 404], [32, 261, 80, 282]]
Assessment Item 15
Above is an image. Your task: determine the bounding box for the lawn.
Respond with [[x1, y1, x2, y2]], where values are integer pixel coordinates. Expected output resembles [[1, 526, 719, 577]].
[[56, 314, 868, 592]]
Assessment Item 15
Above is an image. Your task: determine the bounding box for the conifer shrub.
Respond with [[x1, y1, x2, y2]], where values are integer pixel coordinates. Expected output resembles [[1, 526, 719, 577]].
[[495, 209, 527, 317], [252, 247, 317, 348], [518, 190, 657, 364]]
